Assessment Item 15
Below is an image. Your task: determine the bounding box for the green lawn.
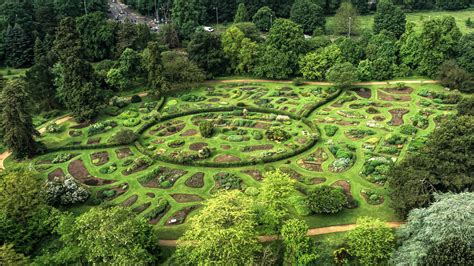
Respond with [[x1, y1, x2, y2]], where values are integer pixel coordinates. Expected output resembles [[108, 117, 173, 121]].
[[0, 67, 27, 79], [3, 80, 463, 240], [327, 7, 474, 35]]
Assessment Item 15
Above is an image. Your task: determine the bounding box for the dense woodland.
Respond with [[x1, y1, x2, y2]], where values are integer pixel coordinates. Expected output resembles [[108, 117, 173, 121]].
[[0, 0, 473, 265]]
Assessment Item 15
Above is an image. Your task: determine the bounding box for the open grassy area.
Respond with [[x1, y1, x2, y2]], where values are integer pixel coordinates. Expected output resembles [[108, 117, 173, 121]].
[[4, 79, 463, 240], [327, 7, 474, 35], [0, 67, 27, 80]]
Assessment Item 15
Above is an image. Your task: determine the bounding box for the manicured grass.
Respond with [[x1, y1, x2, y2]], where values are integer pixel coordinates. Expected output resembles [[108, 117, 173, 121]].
[[327, 7, 474, 35], [0, 67, 27, 79], [4, 79, 463, 241]]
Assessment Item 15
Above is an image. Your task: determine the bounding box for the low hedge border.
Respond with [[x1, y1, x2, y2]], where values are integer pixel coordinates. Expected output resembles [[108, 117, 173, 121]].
[[300, 89, 342, 118]]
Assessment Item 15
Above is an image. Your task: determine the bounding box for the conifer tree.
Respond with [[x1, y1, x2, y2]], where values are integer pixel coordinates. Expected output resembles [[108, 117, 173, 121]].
[[4, 24, 33, 68], [0, 79, 39, 158], [53, 17, 83, 61]]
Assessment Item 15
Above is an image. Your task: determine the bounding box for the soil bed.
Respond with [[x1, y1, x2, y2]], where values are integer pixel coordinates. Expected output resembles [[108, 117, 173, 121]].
[[241, 170, 264, 181], [68, 159, 115, 186], [97, 183, 129, 201], [383, 87, 413, 94], [214, 154, 241, 163], [331, 180, 358, 209], [185, 172, 205, 188], [189, 142, 208, 151], [171, 194, 204, 203], [146, 192, 156, 198], [87, 138, 101, 145], [116, 148, 133, 159], [389, 109, 409, 126], [180, 129, 198, 136], [132, 202, 151, 214], [91, 152, 109, 166], [352, 88, 372, 99], [48, 168, 66, 181], [378, 91, 411, 102], [165, 205, 202, 226], [360, 191, 385, 205], [121, 194, 138, 207], [242, 144, 273, 152]]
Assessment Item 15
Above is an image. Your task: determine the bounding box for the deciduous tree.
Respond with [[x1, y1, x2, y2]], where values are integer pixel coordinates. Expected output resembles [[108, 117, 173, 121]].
[[332, 1, 359, 36], [252, 6, 274, 32], [281, 219, 318, 265], [373, 0, 406, 39], [290, 0, 325, 34], [300, 44, 344, 80], [327, 62, 358, 89], [234, 3, 249, 23]]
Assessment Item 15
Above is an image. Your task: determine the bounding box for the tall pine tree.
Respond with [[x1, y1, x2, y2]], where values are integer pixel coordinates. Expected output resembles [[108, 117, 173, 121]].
[[4, 24, 33, 68], [1, 79, 39, 159], [53, 17, 84, 61]]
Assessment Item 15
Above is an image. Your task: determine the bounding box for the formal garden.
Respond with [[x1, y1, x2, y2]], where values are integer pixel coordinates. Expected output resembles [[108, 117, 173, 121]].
[[3, 80, 462, 239]]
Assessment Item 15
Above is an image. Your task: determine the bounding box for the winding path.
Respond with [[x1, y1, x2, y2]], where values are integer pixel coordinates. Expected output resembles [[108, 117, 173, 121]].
[[158, 221, 404, 247]]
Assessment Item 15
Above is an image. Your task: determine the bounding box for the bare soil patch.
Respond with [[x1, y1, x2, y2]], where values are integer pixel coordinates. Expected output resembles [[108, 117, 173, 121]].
[[254, 122, 271, 129], [48, 168, 66, 181], [146, 192, 156, 198], [115, 148, 133, 159], [91, 151, 109, 166], [189, 142, 208, 151], [97, 183, 129, 201], [185, 172, 205, 188], [70, 121, 93, 129], [242, 144, 273, 152], [389, 109, 409, 126], [87, 138, 101, 145], [373, 116, 386, 122], [352, 88, 372, 99], [221, 144, 231, 150], [68, 159, 115, 186], [336, 121, 360, 126], [241, 169, 264, 181], [132, 202, 151, 214], [121, 194, 138, 207], [383, 87, 413, 94], [140, 167, 188, 188], [180, 129, 198, 136], [165, 205, 202, 226], [378, 91, 411, 102], [311, 177, 327, 184], [214, 154, 241, 163], [331, 180, 358, 209], [171, 194, 204, 203]]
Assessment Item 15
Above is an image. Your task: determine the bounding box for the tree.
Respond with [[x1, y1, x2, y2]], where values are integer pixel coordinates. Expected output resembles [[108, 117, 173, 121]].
[[327, 62, 358, 89], [222, 26, 246, 73], [4, 24, 33, 68], [257, 171, 297, 232], [365, 32, 398, 80], [290, 0, 325, 34], [24, 53, 58, 111], [53, 17, 83, 61], [373, 0, 406, 39], [158, 22, 180, 49], [299, 44, 344, 80], [234, 22, 261, 41], [357, 59, 374, 81], [335, 37, 364, 65], [457, 96, 474, 116], [254, 46, 292, 79], [33, 0, 58, 38], [33, 37, 45, 64], [351, 0, 369, 14], [0, 80, 39, 158], [115, 22, 151, 57], [398, 22, 421, 71], [252, 6, 274, 32], [281, 219, 318, 265], [347, 217, 395, 265], [55, 57, 108, 121], [55, 206, 159, 264], [161, 51, 205, 85], [435, 0, 469, 10], [0, 244, 29, 265], [238, 38, 258, 74], [76, 12, 116, 61], [172, 0, 200, 38], [141, 41, 169, 96], [106, 68, 129, 91], [306, 185, 347, 214], [388, 115, 474, 217], [457, 33, 474, 74], [332, 2, 359, 36], [417, 16, 461, 77], [0, 171, 58, 254], [173, 190, 261, 265], [438, 60, 473, 93], [188, 32, 226, 77], [234, 3, 249, 23], [391, 192, 473, 265]]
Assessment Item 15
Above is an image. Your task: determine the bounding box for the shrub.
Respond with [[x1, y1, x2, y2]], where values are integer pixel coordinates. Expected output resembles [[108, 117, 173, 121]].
[[123, 118, 141, 127], [252, 131, 263, 140], [199, 120, 214, 138], [45, 174, 90, 206], [99, 163, 118, 174], [109, 96, 129, 108], [144, 199, 169, 220], [244, 187, 259, 196], [292, 78, 305, 86], [306, 185, 347, 214], [45, 123, 62, 133], [52, 153, 74, 164], [215, 173, 241, 190], [88, 121, 117, 136], [108, 129, 138, 145], [227, 135, 244, 142], [130, 95, 142, 103], [265, 127, 291, 142], [324, 125, 339, 137], [400, 124, 418, 135], [168, 140, 185, 148], [362, 189, 383, 204], [384, 134, 406, 145]]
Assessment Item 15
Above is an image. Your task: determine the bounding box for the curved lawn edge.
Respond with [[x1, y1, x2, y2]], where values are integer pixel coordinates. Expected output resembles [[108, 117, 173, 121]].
[[158, 221, 405, 246]]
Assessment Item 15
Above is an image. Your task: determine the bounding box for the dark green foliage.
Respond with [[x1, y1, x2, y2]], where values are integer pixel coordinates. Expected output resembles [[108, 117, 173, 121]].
[[131, 95, 142, 103], [25, 53, 58, 111], [306, 185, 347, 214], [109, 129, 139, 145], [161, 51, 206, 85], [187, 32, 226, 78], [215, 173, 241, 190], [172, 0, 200, 37], [199, 120, 214, 138], [53, 17, 84, 61], [335, 37, 364, 65], [254, 46, 292, 79], [435, 0, 469, 10], [366, 32, 398, 80], [457, 96, 474, 116], [1, 80, 40, 158], [234, 22, 261, 41], [290, 0, 325, 34], [422, 236, 473, 265], [76, 12, 116, 61], [252, 6, 274, 32], [327, 62, 358, 89], [438, 60, 473, 93], [234, 3, 249, 23], [324, 125, 339, 136], [418, 17, 461, 77], [457, 33, 474, 73], [388, 115, 474, 217], [4, 24, 33, 67], [373, 0, 406, 39], [115, 22, 151, 57]]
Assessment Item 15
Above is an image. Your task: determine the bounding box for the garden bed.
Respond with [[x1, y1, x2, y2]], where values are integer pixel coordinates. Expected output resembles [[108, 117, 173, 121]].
[[115, 148, 133, 159], [185, 172, 205, 188], [171, 194, 204, 203], [388, 109, 410, 126], [48, 168, 66, 181], [68, 159, 115, 186], [120, 194, 139, 207], [241, 169, 264, 181], [91, 151, 109, 166], [165, 205, 202, 226]]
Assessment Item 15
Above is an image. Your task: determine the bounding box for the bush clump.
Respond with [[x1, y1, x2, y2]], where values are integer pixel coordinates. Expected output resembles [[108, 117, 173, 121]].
[[52, 153, 74, 164], [108, 129, 138, 145], [306, 185, 347, 214], [265, 127, 291, 142], [199, 120, 214, 138], [130, 95, 142, 103], [324, 125, 339, 137], [45, 174, 90, 206]]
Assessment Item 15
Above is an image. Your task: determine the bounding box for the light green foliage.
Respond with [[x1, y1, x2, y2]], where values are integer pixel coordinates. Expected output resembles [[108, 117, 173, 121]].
[[327, 62, 358, 89], [0, 244, 29, 265], [357, 59, 374, 81], [57, 207, 158, 264], [281, 219, 318, 265], [347, 217, 395, 265], [222, 26, 246, 73], [300, 44, 344, 80], [392, 192, 474, 265], [173, 191, 261, 265], [332, 2, 359, 36], [290, 0, 325, 34]]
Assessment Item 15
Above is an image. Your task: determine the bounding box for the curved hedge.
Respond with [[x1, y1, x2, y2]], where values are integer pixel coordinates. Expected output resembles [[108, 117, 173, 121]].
[[300, 89, 342, 118]]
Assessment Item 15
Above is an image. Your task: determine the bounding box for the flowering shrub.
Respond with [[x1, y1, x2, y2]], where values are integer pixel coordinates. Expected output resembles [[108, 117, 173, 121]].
[[45, 174, 90, 206]]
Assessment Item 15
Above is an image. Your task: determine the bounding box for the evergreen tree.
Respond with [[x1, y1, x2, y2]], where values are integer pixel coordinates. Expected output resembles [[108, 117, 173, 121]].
[[53, 17, 84, 62], [141, 42, 169, 97], [172, 0, 200, 38], [56, 57, 108, 121], [290, 0, 325, 34], [187, 31, 226, 77], [234, 3, 249, 24], [4, 24, 33, 68], [373, 0, 406, 39], [33, 0, 58, 38], [76, 12, 116, 61], [25, 54, 58, 111], [33, 37, 45, 64], [0, 79, 39, 158]]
